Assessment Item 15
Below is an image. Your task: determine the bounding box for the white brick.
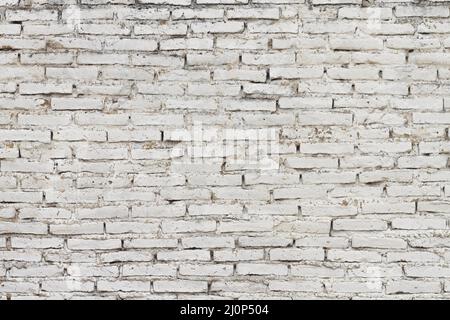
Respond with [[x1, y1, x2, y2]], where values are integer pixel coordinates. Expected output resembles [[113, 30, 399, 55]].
[[79, 24, 130, 35], [18, 114, 72, 126], [301, 143, 354, 154], [0, 282, 39, 294], [11, 238, 63, 249], [160, 38, 213, 51], [273, 186, 329, 199], [76, 147, 128, 160], [188, 204, 243, 216], [328, 281, 381, 293], [228, 8, 279, 19], [243, 53, 295, 65], [157, 250, 211, 261], [328, 250, 382, 263], [214, 249, 264, 262], [301, 203, 357, 217], [361, 201, 416, 214], [1, 160, 54, 173], [76, 113, 129, 126], [160, 188, 211, 200], [409, 237, 450, 248], [386, 280, 441, 294], [303, 22, 356, 34], [236, 263, 288, 276], [0, 250, 41, 262], [153, 280, 207, 293], [67, 265, 119, 277], [105, 39, 158, 51], [216, 38, 268, 50], [9, 265, 62, 278], [41, 280, 95, 292], [52, 98, 103, 111], [183, 236, 235, 248], [68, 239, 121, 250], [124, 239, 178, 249], [79, 53, 129, 65], [213, 188, 270, 201], [333, 219, 387, 231], [352, 236, 407, 249], [210, 281, 266, 293], [269, 280, 323, 292], [47, 37, 102, 50], [103, 190, 155, 202], [302, 172, 356, 185], [191, 22, 244, 34], [6, 9, 57, 21], [106, 222, 159, 234], [0, 39, 45, 51], [285, 157, 338, 169], [180, 264, 234, 276], [398, 156, 448, 169], [97, 280, 149, 292], [100, 251, 153, 263], [19, 208, 71, 220], [53, 129, 106, 142], [391, 218, 447, 230], [269, 248, 324, 261], [132, 54, 184, 67], [298, 113, 353, 126], [172, 9, 223, 20], [0, 208, 16, 219], [405, 266, 450, 278], [116, 8, 170, 20], [387, 251, 440, 263], [295, 236, 348, 248], [359, 171, 413, 184], [123, 264, 176, 277], [21, 52, 74, 65], [162, 220, 216, 233], [219, 219, 273, 233], [239, 236, 292, 248], [186, 53, 239, 65], [0, 192, 43, 203], [276, 220, 330, 234], [50, 223, 103, 235], [132, 204, 185, 218], [338, 7, 392, 19], [246, 204, 298, 216], [0, 97, 46, 110], [291, 266, 345, 278], [134, 24, 187, 36], [0, 222, 47, 235], [271, 67, 324, 80]]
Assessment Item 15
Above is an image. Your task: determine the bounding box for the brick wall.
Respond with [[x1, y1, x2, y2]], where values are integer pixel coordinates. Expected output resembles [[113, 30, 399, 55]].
[[1, 0, 450, 299]]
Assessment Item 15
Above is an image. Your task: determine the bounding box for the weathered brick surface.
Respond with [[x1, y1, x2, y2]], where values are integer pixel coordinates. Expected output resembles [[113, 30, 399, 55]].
[[1, 0, 450, 300]]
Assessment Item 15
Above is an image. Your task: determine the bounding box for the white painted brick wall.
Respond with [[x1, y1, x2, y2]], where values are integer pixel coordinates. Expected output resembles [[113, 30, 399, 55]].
[[0, 0, 450, 300]]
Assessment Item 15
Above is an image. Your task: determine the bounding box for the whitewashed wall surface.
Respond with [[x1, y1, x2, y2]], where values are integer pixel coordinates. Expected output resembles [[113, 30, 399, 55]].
[[1, 0, 450, 300]]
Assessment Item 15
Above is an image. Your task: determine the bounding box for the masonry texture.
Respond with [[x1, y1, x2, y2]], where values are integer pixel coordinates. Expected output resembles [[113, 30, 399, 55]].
[[1, 0, 450, 300]]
